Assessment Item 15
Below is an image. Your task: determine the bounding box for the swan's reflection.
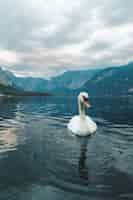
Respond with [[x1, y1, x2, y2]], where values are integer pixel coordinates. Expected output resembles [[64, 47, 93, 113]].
[[78, 137, 90, 180]]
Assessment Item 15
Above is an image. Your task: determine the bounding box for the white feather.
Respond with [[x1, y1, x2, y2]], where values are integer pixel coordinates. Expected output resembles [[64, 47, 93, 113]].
[[67, 92, 97, 136]]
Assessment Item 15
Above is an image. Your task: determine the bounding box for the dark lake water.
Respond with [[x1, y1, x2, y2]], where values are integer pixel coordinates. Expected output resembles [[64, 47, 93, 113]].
[[0, 95, 133, 200]]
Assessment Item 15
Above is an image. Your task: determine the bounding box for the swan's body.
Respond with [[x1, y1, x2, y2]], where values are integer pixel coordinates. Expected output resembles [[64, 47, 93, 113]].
[[68, 92, 97, 136], [68, 115, 97, 136]]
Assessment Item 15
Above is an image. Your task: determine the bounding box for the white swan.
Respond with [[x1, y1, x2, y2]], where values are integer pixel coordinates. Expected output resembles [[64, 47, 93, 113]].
[[68, 92, 97, 136]]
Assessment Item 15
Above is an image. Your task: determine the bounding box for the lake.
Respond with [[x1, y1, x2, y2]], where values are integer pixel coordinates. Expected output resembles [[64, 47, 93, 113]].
[[0, 95, 133, 200]]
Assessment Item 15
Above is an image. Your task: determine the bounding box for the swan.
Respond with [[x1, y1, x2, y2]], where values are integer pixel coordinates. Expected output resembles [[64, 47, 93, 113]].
[[67, 92, 97, 136]]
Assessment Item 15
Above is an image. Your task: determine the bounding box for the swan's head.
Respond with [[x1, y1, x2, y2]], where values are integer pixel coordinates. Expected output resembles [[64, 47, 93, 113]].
[[78, 92, 91, 108]]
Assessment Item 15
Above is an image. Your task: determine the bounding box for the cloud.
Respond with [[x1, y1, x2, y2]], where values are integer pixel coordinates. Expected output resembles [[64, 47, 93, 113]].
[[0, 49, 21, 65], [0, 0, 133, 77]]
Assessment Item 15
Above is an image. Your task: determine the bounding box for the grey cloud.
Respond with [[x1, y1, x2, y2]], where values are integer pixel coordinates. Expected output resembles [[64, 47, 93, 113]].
[[32, 5, 93, 48], [86, 41, 113, 53], [0, 0, 46, 51], [101, 0, 133, 27], [0, 0, 133, 77]]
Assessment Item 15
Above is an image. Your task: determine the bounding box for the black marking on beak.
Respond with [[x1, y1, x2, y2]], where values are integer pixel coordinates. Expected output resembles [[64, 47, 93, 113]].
[[83, 96, 88, 102]]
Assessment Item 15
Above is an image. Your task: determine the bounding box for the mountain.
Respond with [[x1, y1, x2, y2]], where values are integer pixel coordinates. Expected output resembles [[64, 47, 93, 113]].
[[1, 62, 133, 96], [0, 67, 50, 96], [13, 69, 100, 92], [47, 69, 100, 91], [83, 62, 133, 96], [0, 83, 20, 95], [15, 77, 48, 92], [0, 81, 50, 96], [0, 67, 21, 95], [0, 67, 15, 87], [0, 67, 100, 93], [0, 67, 49, 92]]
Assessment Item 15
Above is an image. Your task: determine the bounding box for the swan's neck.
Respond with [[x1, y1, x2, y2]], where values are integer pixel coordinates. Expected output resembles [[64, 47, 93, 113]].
[[78, 101, 86, 117]]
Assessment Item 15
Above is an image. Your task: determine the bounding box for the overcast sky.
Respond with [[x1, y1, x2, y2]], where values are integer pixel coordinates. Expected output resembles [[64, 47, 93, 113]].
[[0, 0, 133, 77]]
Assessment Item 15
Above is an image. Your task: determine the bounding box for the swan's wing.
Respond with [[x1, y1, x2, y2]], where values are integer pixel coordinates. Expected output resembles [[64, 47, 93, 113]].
[[67, 116, 80, 134], [68, 115, 97, 135], [86, 116, 97, 133]]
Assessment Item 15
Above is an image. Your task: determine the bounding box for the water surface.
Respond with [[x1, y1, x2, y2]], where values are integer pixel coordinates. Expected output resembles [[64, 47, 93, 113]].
[[0, 96, 133, 200]]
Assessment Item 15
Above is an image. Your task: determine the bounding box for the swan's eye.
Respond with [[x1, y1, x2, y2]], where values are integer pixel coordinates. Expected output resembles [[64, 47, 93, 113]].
[[83, 96, 88, 102]]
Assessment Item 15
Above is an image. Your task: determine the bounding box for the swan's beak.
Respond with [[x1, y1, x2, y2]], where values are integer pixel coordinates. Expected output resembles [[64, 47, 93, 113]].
[[84, 100, 91, 108]]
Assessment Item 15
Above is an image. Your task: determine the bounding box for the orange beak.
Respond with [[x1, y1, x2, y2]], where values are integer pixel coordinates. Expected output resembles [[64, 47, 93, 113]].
[[84, 100, 91, 108]]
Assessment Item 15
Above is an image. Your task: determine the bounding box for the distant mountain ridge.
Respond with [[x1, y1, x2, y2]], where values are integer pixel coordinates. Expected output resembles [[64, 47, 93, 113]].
[[0, 83, 20, 95], [82, 62, 133, 96], [0, 67, 15, 87], [0, 62, 133, 96], [0, 67, 49, 96], [15, 77, 48, 92], [46, 69, 100, 91], [0, 67, 100, 93]]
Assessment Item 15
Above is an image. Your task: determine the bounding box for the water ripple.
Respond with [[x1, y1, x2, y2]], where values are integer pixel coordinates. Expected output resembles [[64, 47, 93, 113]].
[[0, 96, 132, 199]]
